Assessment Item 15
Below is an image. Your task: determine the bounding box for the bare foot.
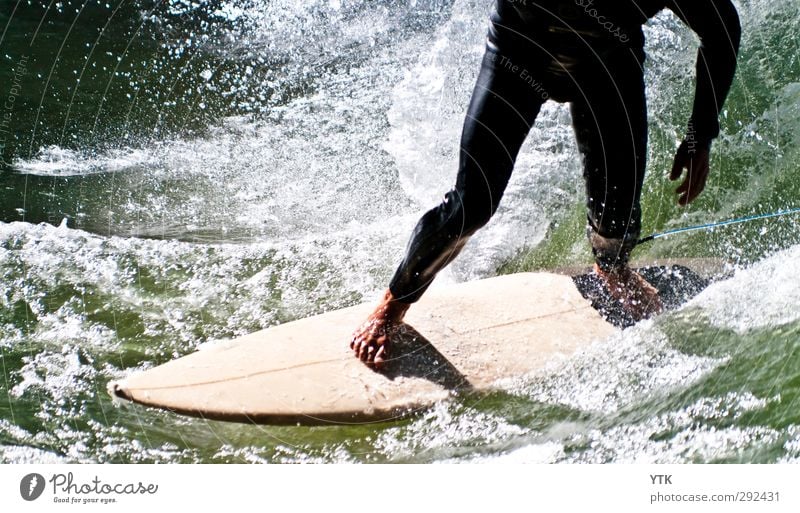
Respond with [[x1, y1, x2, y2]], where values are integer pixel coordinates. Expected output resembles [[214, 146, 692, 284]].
[[594, 264, 664, 321], [350, 290, 410, 369]]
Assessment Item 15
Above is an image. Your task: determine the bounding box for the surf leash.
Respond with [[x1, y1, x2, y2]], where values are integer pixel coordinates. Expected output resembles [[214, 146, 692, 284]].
[[637, 206, 800, 246]]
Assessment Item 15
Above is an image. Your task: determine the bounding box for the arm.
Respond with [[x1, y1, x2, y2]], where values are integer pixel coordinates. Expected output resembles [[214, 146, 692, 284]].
[[667, 0, 741, 205]]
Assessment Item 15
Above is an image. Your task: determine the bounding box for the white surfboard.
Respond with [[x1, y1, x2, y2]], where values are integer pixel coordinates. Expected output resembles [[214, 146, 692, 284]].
[[109, 263, 718, 425]]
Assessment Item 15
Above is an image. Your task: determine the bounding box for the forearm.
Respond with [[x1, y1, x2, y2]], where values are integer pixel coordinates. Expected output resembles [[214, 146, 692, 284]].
[[670, 0, 741, 144]]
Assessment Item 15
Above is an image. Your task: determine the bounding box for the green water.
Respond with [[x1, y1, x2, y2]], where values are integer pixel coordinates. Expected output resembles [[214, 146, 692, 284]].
[[0, 0, 799, 463]]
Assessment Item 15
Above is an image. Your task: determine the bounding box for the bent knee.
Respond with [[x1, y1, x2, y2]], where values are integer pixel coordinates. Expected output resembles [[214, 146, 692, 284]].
[[441, 190, 498, 236]]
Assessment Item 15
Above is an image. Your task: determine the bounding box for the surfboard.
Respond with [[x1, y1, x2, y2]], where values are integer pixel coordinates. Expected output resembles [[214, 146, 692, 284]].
[[109, 262, 718, 425]]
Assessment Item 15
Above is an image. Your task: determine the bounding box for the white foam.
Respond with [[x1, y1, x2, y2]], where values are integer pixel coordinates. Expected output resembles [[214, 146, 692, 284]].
[[13, 145, 155, 177], [688, 244, 800, 332], [503, 324, 722, 415]]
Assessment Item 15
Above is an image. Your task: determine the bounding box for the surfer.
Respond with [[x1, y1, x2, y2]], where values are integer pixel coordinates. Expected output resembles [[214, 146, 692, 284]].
[[352, 0, 740, 368]]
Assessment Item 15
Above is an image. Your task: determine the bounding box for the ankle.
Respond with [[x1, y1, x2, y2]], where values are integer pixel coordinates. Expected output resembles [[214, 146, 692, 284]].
[[594, 262, 631, 277], [378, 289, 411, 322]]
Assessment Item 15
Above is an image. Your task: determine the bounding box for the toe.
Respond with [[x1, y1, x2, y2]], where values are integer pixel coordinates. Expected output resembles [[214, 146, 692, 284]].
[[374, 345, 387, 367]]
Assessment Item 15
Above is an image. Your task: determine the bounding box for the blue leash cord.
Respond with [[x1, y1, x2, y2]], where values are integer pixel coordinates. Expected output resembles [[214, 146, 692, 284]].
[[636, 206, 800, 246]]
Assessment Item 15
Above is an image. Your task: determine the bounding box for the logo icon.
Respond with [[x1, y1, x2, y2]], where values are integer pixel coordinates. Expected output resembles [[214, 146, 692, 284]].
[[20, 473, 46, 501]]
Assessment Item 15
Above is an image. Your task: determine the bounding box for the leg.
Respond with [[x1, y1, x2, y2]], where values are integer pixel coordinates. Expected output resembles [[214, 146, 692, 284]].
[[389, 49, 545, 303], [570, 50, 662, 319], [351, 48, 545, 367], [571, 51, 646, 267]]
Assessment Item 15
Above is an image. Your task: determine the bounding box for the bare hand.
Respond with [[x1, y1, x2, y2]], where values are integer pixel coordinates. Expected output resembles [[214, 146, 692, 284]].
[[670, 140, 711, 206]]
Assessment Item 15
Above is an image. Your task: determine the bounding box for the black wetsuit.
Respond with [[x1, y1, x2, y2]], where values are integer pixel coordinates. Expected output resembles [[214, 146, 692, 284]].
[[389, 0, 740, 303]]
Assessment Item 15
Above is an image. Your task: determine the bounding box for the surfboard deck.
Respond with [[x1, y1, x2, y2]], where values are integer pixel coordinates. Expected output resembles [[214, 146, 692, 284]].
[[109, 262, 719, 425]]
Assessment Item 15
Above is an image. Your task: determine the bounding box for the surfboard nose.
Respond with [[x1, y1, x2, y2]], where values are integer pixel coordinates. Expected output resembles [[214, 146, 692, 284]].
[[108, 380, 133, 401]]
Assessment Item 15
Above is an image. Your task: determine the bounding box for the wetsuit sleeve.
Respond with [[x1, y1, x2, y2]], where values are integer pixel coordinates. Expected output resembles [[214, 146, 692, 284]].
[[667, 0, 741, 145]]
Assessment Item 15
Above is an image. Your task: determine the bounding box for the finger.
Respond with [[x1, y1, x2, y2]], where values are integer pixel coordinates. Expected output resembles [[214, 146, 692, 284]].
[[670, 142, 688, 180], [675, 176, 690, 195], [682, 182, 701, 204], [675, 170, 694, 197], [669, 156, 684, 181], [675, 155, 697, 195], [682, 158, 709, 205], [683, 167, 708, 204], [677, 179, 698, 205], [677, 173, 695, 205]]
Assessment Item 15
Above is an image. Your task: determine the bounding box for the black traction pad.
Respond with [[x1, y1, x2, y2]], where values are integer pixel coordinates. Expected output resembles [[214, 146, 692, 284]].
[[572, 265, 709, 328]]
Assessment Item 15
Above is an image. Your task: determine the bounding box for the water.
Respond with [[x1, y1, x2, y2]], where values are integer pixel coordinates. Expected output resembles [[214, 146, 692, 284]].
[[0, 0, 798, 463]]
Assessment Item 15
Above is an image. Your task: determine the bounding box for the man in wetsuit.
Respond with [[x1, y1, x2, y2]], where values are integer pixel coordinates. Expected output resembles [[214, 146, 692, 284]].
[[352, 0, 741, 368]]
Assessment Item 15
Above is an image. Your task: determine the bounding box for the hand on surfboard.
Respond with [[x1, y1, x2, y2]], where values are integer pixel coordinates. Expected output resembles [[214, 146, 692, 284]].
[[670, 140, 711, 206], [350, 290, 410, 369]]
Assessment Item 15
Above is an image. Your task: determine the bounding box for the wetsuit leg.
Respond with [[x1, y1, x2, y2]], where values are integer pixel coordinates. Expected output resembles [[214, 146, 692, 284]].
[[389, 48, 545, 303], [570, 50, 647, 271]]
